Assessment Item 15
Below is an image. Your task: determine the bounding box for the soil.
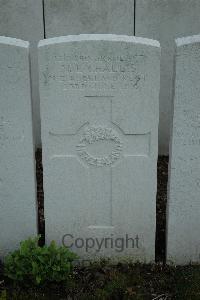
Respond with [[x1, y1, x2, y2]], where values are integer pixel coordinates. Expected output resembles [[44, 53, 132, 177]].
[[35, 149, 45, 246], [156, 156, 169, 262], [1, 262, 200, 299]]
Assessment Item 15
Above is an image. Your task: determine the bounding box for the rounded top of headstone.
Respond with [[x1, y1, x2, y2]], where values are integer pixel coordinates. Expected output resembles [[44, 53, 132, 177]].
[[176, 34, 200, 47], [0, 36, 29, 48], [38, 34, 160, 48]]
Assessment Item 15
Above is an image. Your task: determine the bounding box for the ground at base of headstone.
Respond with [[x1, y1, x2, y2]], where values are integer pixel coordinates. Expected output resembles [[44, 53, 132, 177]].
[[1, 153, 200, 299], [1, 262, 200, 299]]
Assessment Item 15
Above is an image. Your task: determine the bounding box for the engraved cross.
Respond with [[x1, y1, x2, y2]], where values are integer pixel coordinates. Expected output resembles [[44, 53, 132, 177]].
[[50, 97, 150, 227]]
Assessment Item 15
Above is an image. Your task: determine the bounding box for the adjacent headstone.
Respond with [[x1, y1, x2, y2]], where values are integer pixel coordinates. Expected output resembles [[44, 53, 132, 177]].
[[44, 0, 135, 37], [0, 0, 44, 147], [0, 37, 37, 258], [167, 35, 200, 265], [39, 34, 160, 261], [135, 0, 200, 154]]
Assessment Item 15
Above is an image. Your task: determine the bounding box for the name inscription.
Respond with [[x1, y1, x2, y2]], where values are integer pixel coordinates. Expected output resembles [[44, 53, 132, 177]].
[[44, 53, 146, 90]]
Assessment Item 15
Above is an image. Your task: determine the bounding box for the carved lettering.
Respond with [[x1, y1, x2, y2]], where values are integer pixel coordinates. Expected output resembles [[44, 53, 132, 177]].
[[44, 53, 145, 90]]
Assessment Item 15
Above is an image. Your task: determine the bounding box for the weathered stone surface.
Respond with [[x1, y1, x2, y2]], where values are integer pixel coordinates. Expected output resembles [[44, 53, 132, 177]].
[[167, 35, 200, 265], [0, 37, 37, 257], [135, 0, 200, 154], [44, 0, 135, 37], [39, 34, 160, 261], [0, 0, 44, 147]]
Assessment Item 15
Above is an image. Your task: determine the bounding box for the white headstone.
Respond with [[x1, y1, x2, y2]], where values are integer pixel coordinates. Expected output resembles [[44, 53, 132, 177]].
[[135, 0, 200, 154], [44, 0, 135, 37], [0, 0, 44, 147], [167, 35, 200, 265], [0, 37, 37, 258], [39, 34, 160, 261]]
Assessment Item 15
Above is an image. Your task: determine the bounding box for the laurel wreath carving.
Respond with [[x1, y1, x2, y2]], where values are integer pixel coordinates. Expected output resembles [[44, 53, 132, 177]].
[[76, 126, 123, 167]]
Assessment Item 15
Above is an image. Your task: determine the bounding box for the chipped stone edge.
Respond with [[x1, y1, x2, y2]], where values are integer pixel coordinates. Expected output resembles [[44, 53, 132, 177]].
[[176, 34, 200, 47], [0, 36, 29, 48], [38, 34, 160, 48]]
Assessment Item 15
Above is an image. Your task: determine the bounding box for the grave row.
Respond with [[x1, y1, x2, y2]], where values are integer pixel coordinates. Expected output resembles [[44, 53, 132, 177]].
[[2, 0, 200, 154], [0, 34, 199, 264]]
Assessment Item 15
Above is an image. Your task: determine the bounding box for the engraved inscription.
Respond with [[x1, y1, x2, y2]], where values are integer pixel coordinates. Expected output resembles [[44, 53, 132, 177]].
[[76, 126, 123, 167], [0, 116, 8, 147], [183, 109, 200, 128], [44, 53, 145, 90]]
